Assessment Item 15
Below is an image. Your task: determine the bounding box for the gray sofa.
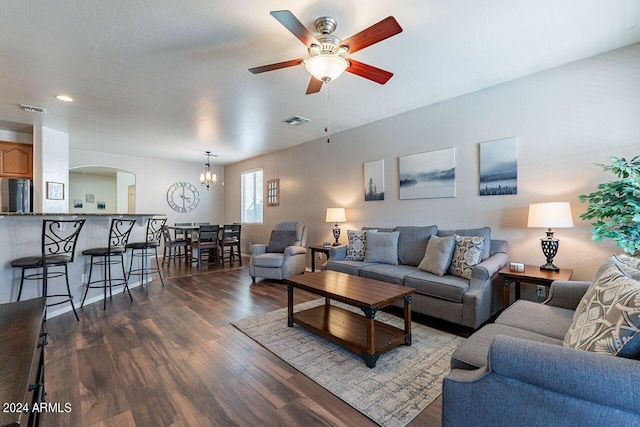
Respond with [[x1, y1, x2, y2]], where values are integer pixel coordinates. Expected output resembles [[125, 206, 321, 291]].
[[443, 276, 640, 425], [322, 226, 508, 329]]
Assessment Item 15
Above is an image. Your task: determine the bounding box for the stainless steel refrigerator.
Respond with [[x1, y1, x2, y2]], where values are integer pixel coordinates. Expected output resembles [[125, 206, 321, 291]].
[[0, 178, 32, 213]]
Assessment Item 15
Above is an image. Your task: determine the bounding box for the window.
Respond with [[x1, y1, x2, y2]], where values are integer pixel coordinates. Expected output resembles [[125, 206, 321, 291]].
[[241, 169, 263, 223]]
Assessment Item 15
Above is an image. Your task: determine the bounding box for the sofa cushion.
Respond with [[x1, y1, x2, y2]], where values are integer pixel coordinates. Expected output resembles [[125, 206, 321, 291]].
[[252, 252, 285, 268], [496, 300, 575, 340], [365, 231, 400, 265], [438, 227, 491, 260], [418, 234, 455, 276], [563, 257, 640, 359], [324, 260, 372, 276], [448, 235, 485, 279], [267, 230, 297, 253], [345, 230, 368, 261], [394, 225, 438, 266], [404, 270, 470, 302], [276, 221, 305, 246], [451, 323, 563, 370], [359, 264, 417, 285]]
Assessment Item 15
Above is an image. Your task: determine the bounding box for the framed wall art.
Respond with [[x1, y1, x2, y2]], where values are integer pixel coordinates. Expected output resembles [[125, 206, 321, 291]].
[[399, 147, 456, 199], [364, 159, 385, 201], [479, 137, 518, 196], [46, 181, 64, 200], [266, 178, 279, 207]]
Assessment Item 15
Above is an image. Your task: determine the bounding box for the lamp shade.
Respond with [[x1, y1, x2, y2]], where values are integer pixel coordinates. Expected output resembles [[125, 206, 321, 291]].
[[527, 202, 574, 229], [305, 54, 348, 82], [325, 207, 346, 223]]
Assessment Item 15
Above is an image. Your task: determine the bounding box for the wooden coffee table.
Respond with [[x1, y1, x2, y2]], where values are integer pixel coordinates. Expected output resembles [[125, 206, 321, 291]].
[[284, 270, 415, 368]]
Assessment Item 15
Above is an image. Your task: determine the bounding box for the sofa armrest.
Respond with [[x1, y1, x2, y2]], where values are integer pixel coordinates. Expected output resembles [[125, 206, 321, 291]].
[[443, 336, 640, 426], [471, 252, 509, 285], [460, 252, 509, 329], [544, 280, 590, 310], [284, 245, 307, 257], [250, 244, 267, 256], [328, 244, 347, 261]]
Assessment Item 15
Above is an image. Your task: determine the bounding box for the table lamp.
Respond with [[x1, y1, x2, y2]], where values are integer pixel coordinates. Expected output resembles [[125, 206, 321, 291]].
[[325, 208, 346, 246], [527, 202, 574, 271]]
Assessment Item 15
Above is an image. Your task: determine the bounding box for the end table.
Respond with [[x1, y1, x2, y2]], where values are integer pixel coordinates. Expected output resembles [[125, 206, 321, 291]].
[[499, 265, 573, 309], [309, 245, 331, 272]]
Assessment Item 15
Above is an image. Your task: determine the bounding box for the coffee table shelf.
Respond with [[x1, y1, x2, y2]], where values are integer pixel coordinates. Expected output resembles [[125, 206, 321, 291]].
[[293, 303, 409, 357]]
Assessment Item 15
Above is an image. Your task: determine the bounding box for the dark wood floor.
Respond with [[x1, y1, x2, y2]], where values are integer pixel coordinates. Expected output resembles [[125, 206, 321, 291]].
[[42, 258, 452, 426]]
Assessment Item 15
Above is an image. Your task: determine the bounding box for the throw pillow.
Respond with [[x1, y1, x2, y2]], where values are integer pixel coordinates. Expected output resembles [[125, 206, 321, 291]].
[[345, 230, 367, 261], [364, 231, 400, 265], [438, 227, 491, 260], [448, 235, 485, 280], [614, 254, 640, 280], [266, 230, 297, 253], [417, 235, 456, 276], [394, 225, 438, 266], [564, 257, 640, 359]]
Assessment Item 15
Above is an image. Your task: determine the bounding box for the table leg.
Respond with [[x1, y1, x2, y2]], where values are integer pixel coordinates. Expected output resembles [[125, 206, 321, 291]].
[[361, 307, 379, 368], [515, 280, 521, 302], [404, 294, 412, 346], [287, 284, 294, 327], [311, 248, 316, 272]]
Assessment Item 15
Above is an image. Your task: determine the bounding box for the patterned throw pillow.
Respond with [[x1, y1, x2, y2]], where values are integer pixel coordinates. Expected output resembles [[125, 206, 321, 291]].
[[448, 235, 484, 280], [345, 230, 367, 261], [563, 257, 640, 359]]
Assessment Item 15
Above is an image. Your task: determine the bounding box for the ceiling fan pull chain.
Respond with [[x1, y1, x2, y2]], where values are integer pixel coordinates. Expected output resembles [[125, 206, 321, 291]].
[[325, 81, 331, 143]]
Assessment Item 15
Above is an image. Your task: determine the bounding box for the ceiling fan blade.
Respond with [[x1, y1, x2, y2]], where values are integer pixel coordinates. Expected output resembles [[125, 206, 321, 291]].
[[305, 77, 323, 95], [249, 58, 304, 74], [346, 59, 394, 84], [271, 10, 320, 48], [340, 16, 402, 55]]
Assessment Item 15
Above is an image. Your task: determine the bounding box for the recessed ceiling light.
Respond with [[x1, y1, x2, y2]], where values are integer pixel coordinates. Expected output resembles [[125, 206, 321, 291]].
[[56, 95, 73, 102]]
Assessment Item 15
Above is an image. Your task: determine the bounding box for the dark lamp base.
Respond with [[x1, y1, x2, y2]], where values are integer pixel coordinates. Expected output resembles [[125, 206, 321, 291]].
[[540, 263, 559, 272]]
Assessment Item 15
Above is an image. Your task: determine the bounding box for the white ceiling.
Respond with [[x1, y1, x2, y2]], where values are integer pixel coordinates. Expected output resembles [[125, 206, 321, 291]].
[[1, 1, 638, 166]]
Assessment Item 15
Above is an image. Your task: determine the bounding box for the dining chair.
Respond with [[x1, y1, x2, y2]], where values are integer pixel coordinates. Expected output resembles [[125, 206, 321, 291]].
[[221, 224, 242, 266], [162, 226, 188, 265], [190, 224, 220, 270]]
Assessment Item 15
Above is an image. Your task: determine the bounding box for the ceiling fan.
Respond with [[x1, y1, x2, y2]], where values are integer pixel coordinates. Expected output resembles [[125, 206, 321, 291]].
[[249, 10, 403, 94]]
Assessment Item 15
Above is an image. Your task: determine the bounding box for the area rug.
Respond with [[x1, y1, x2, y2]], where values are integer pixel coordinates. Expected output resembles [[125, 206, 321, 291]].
[[232, 299, 465, 426]]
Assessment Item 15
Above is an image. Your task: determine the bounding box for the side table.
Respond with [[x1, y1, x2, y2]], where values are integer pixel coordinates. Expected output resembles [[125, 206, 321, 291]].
[[499, 265, 573, 309], [309, 245, 331, 272]]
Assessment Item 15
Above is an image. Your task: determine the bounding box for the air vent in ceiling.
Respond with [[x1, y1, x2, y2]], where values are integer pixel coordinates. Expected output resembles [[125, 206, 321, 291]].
[[20, 104, 47, 114], [282, 115, 310, 126]]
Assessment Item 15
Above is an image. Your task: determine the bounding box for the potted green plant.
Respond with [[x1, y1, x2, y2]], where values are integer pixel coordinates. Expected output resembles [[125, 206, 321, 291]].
[[578, 155, 640, 256]]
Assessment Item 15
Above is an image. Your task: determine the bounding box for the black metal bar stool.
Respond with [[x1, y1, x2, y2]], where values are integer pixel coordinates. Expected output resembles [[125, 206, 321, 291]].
[[127, 217, 166, 288], [81, 218, 136, 310], [10, 219, 85, 321]]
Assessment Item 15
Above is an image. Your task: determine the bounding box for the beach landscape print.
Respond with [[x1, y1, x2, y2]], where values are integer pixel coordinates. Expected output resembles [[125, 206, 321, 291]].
[[364, 159, 385, 201], [399, 147, 456, 199], [480, 137, 518, 196]]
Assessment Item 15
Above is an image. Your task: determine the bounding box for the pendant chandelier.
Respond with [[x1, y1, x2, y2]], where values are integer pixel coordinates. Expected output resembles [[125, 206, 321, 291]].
[[199, 151, 217, 190]]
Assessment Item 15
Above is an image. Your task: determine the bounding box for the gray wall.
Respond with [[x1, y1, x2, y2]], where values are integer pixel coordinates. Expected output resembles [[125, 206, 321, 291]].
[[225, 44, 640, 281]]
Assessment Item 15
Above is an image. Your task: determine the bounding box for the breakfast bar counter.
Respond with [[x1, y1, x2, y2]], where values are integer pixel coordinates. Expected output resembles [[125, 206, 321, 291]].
[[0, 213, 166, 317]]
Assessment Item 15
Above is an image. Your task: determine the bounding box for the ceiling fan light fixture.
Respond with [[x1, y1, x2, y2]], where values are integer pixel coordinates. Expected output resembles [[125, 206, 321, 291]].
[[304, 54, 348, 82]]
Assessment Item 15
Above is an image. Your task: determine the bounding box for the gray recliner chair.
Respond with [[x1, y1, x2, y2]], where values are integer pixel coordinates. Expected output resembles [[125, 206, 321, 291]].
[[249, 221, 307, 282]]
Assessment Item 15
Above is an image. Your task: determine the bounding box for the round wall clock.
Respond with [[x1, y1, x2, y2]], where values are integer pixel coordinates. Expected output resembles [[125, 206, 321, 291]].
[[166, 182, 200, 213]]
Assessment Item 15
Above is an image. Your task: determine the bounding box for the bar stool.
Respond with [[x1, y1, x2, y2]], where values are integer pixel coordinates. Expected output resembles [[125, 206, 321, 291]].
[[162, 226, 188, 265], [10, 219, 85, 321], [127, 217, 166, 288], [81, 218, 136, 310]]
